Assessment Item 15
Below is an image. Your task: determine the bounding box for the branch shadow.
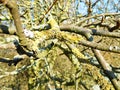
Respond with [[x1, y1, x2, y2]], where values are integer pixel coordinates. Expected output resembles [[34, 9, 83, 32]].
[[0, 57, 22, 66]]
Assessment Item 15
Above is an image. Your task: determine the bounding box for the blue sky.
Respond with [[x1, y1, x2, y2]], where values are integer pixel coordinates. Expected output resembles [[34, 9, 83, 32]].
[[75, 0, 120, 15]]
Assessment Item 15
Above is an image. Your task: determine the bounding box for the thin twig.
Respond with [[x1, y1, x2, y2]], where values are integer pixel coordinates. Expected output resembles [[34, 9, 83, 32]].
[[39, 0, 58, 22], [75, 13, 120, 26]]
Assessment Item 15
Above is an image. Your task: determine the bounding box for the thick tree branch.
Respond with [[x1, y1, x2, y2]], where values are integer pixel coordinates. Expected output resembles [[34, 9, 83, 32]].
[[0, 0, 31, 51], [60, 25, 120, 38]]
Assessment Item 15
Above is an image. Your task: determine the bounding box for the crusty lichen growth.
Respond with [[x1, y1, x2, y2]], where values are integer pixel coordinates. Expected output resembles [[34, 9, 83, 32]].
[[0, 12, 116, 89], [25, 16, 115, 90], [27, 28, 114, 90]]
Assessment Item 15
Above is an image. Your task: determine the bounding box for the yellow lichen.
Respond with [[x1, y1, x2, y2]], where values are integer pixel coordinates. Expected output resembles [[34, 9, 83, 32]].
[[47, 15, 60, 31]]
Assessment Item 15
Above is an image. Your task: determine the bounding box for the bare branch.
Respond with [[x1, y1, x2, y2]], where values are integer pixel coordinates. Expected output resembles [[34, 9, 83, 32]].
[[60, 25, 120, 38]]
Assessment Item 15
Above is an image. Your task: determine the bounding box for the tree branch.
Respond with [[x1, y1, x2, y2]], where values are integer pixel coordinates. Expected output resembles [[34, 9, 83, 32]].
[[93, 49, 120, 90], [60, 25, 120, 38], [78, 40, 120, 53], [75, 13, 120, 26], [0, 0, 32, 51]]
